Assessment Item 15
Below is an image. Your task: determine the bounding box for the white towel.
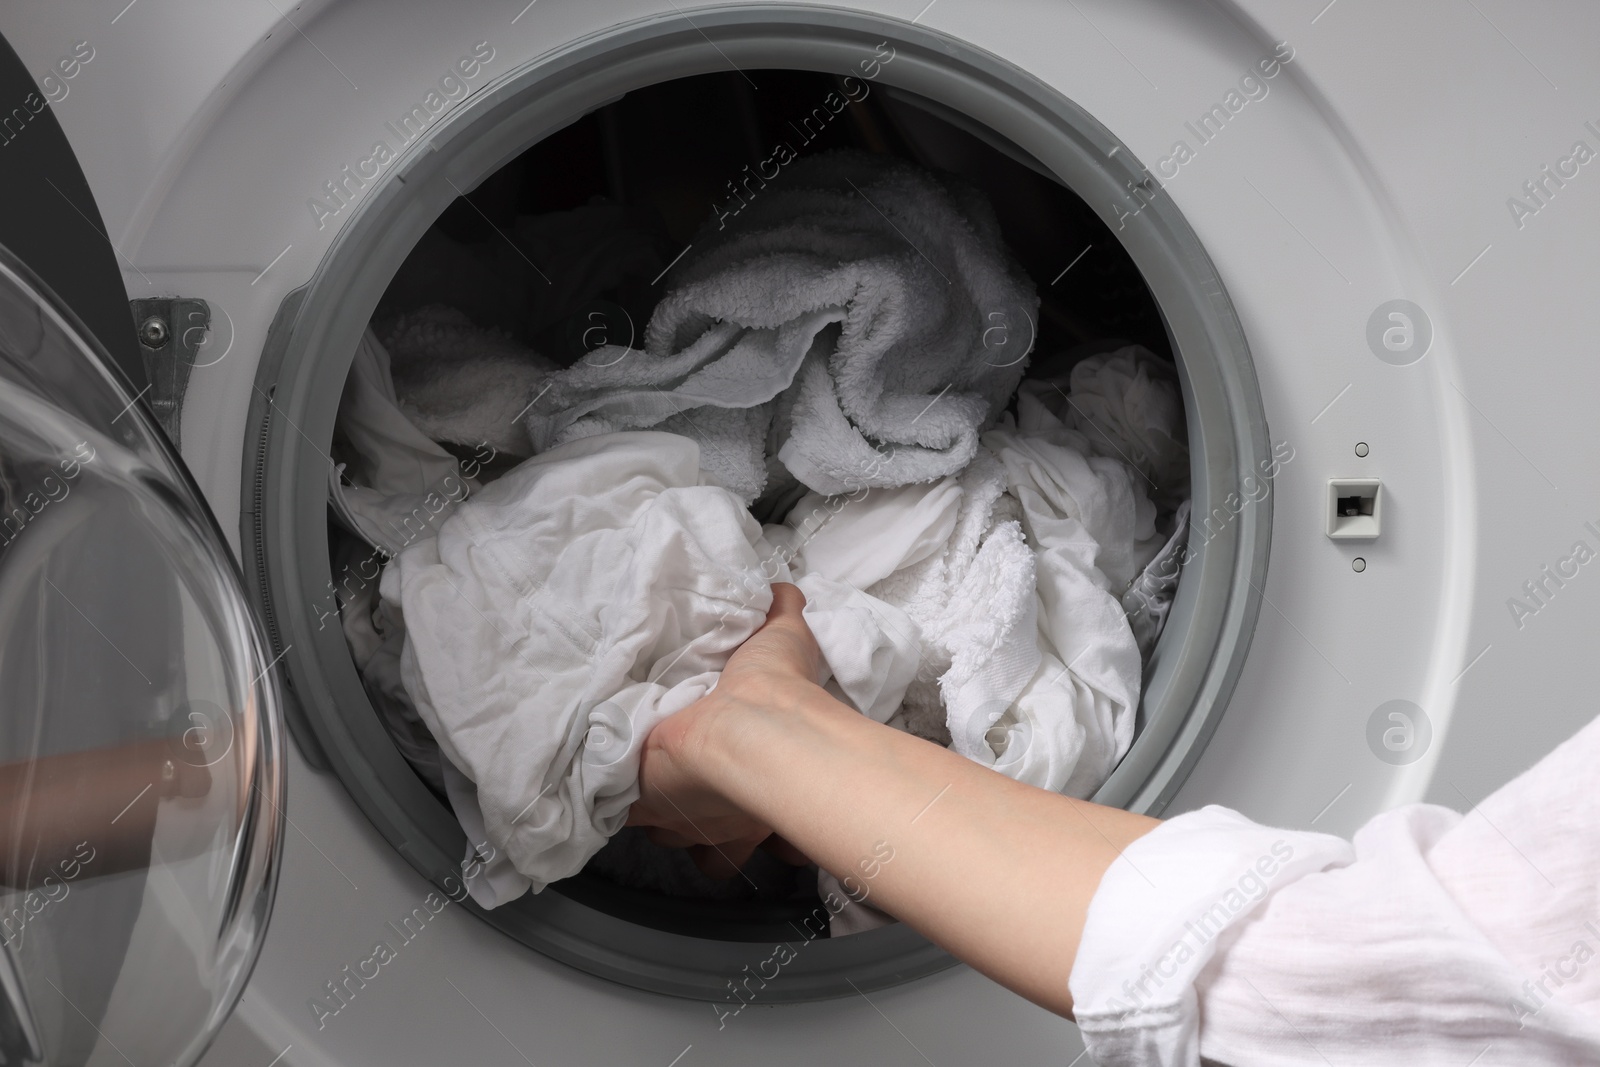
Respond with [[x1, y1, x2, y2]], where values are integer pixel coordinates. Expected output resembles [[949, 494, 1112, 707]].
[[379, 305, 557, 459], [380, 431, 921, 897], [522, 151, 1040, 501]]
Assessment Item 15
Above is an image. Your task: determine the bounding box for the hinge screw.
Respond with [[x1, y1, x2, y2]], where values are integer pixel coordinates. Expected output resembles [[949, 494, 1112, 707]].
[[138, 315, 169, 349]]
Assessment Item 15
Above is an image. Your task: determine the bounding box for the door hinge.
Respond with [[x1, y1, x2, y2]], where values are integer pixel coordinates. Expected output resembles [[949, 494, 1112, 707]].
[[129, 297, 210, 451]]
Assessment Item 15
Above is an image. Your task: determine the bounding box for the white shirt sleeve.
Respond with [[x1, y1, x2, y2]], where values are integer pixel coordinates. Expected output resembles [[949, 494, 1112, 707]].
[[1068, 714, 1600, 1066]]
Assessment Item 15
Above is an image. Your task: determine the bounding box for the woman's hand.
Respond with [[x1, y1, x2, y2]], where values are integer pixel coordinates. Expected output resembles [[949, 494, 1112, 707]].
[[627, 582, 833, 876], [631, 579, 1158, 1019]]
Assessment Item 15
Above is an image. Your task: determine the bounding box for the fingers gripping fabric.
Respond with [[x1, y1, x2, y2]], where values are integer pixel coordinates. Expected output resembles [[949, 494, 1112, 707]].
[[381, 432, 921, 894]]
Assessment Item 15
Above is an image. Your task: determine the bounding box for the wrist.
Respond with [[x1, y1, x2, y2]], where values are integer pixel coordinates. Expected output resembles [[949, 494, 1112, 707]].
[[695, 677, 853, 801]]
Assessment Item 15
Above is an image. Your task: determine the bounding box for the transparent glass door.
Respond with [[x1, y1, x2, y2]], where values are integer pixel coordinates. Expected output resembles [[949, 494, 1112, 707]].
[[0, 248, 283, 1067]]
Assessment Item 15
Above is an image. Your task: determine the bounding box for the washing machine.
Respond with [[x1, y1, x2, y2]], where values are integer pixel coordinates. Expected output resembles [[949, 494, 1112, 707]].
[[0, 1, 1596, 1063]]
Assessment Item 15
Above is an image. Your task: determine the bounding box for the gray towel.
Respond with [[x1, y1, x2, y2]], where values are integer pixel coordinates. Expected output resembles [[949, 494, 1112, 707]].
[[522, 151, 1040, 501], [379, 306, 557, 459]]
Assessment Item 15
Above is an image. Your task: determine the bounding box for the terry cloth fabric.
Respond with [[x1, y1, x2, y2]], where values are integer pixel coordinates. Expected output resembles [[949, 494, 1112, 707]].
[[328, 329, 472, 557], [378, 305, 559, 460], [521, 151, 1040, 502], [379, 431, 922, 897], [1069, 713, 1600, 1065], [782, 389, 1166, 797]]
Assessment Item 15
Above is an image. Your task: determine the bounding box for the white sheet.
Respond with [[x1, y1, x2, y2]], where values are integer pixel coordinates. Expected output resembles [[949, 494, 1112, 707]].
[[329, 330, 469, 556]]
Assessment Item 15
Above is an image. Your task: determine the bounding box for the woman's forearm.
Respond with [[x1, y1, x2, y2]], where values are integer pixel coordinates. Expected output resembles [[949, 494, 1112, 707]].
[[702, 682, 1159, 1016], [0, 738, 212, 888]]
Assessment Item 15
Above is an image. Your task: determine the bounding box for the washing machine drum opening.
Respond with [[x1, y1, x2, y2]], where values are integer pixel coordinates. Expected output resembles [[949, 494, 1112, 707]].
[[325, 68, 1194, 944]]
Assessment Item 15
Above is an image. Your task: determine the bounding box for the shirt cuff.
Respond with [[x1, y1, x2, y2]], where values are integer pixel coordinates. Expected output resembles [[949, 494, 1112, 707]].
[[1068, 805, 1354, 1067]]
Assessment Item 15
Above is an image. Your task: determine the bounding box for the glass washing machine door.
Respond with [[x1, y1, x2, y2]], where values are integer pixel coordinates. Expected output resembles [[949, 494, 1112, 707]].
[[0, 33, 286, 1067]]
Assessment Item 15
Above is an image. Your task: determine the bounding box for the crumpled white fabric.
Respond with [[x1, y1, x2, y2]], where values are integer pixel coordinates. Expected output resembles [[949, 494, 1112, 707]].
[[773, 479, 963, 588], [345, 314, 1192, 903], [797, 456, 1031, 746], [1069, 808, 1354, 1066], [380, 431, 922, 896], [1025, 347, 1190, 664], [1071, 712, 1600, 1064], [329, 330, 471, 556], [1059, 346, 1189, 499], [1124, 500, 1191, 661], [522, 151, 1039, 502], [341, 564, 446, 794], [978, 415, 1161, 793], [796, 572, 922, 725], [780, 383, 1169, 797]]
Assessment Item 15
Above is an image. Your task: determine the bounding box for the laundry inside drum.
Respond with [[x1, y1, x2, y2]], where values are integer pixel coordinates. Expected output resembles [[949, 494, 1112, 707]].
[[327, 69, 1191, 942]]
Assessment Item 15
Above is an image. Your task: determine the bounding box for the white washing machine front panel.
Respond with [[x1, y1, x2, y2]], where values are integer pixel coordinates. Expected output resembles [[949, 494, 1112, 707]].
[[5, 1, 1597, 1063]]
